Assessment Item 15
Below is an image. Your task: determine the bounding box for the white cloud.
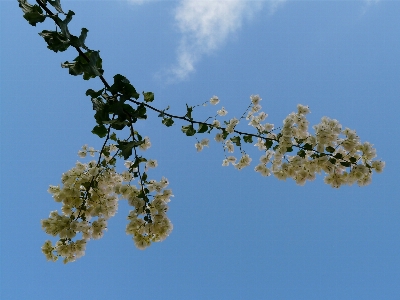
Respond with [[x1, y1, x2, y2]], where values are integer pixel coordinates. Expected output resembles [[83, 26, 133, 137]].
[[160, 0, 286, 83]]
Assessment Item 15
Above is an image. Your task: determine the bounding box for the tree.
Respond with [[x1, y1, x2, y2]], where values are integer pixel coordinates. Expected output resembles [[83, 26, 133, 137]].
[[18, 0, 385, 264]]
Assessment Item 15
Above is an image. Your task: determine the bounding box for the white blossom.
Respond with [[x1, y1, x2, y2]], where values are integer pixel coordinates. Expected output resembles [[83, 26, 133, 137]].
[[215, 132, 224, 142], [217, 107, 228, 116], [210, 95, 219, 105], [234, 154, 252, 170], [212, 119, 221, 128], [146, 159, 158, 169], [250, 94, 262, 105], [224, 140, 234, 153], [139, 137, 151, 151]]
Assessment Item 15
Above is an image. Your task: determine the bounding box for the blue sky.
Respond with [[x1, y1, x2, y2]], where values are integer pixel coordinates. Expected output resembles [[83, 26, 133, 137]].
[[1, 0, 400, 299]]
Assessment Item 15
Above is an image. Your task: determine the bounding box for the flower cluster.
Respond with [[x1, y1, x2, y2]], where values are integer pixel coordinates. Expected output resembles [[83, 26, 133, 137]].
[[122, 178, 173, 250], [41, 142, 173, 263], [195, 95, 384, 188]]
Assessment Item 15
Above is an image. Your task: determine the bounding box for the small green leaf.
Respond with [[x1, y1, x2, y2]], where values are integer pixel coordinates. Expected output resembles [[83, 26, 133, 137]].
[[50, 10, 74, 38], [135, 104, 147, 119], [340, 161, 351, 167], [61, 50, 104, 80], [264, 140, 273, 150], [329, 158, 336, 164], [243, 135, 253, 143], [110, 132, 117, 141], [142, 172, 148, 182], [143, 92, 154, 103], [326, 146, 335, 153], [132, 156, 147, 168], [91, 98, 104, 112], [86, 88, 104, 98], [162, 117, 174, 127], [349, 157, 357, 163], [91, 124, 107, 138], [197, 123, 208, 133], [22, 5, 46, 26], [185, 104, 193, 120], [334, 153, 343, 159], [109, 74, 139, 101], [69, 28, 89, 50], [230, 136, 241, 146], [47, 0, 64, 13], [286, 147, 293, 152], [109, 157, 116, 166], [94, 103, 110, 124], [38, 30, 70, 52], [117, 141, 144, 160], [181, 124, 196, 136], [303, 143, 313, 150], [297, 150, 306, 158], [222, 130, 229, 140]]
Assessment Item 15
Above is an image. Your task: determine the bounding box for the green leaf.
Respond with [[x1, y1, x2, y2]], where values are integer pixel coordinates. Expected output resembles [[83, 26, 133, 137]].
[[297, 150, 306, 158], [91, 98, 104, 112], [142, 172, 148, 182], [197, 123, 208, 133], [94, 103, 111, 124], [329, 158, 336, 164], [349, 157, 357, 163], [108, 101, 125, 116], [325, 146, 335, 153], [86, 88, 104, 98], [136, 104, 147, 119], [243, 135, 253, 143], [303, 143, 313, 151], [286, 147, 293, 152], [47, 0, 64, 14], [51, 10, 74, 38], [162, 117, 174, 127], [117, 141, 144, 160], [91, 124, 107, 138], [340, 161, 351, 167], [109, 120, 127, 131], [264, 140, 273, 150], [222, 130, 229, 140], [18, 0, 46, 26], [181, 124, 196, 136], [230, 136, 241, 147], [132, 156, 147, 168], [110, 132, 117, 141], [109, 74, 139, 100], [334, 153, 343, 159], [143, 92, 154, 103], [61, 50, 104, 80], [38, 30, 70, 52], [185, 104, 193, 120], [69, 28, 89, 50]]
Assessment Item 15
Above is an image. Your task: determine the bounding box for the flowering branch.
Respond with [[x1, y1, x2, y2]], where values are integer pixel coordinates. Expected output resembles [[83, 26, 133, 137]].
[[18, 0, 384, 264]]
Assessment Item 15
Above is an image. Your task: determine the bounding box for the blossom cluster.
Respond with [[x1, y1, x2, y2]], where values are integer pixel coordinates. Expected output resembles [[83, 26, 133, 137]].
[[41, 142, 173, 263], [200, 95, 385, 187]]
